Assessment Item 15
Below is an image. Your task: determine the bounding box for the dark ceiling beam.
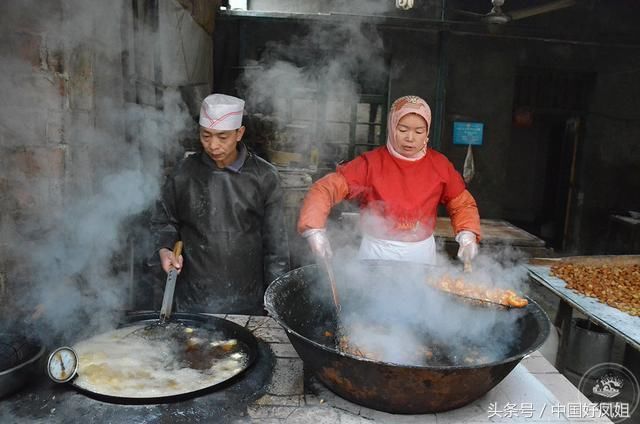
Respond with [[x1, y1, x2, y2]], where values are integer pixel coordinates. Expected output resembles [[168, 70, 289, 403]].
[[217, 9, 640, 49]]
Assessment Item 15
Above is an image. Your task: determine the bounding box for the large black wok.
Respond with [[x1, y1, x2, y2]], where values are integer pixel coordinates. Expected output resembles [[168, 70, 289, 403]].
[[70, 312, 259, 404], [264, 261, 550, 414]]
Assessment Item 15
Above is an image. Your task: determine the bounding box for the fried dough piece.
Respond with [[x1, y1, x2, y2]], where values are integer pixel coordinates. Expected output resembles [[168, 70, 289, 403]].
[[428, 276, 528, 308]]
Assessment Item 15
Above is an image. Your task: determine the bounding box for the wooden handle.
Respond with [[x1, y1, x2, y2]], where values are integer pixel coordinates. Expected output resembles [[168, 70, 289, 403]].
[[31, 304, 46, 321], [322, 256, 341, 313], [173, 241, 183, 258]]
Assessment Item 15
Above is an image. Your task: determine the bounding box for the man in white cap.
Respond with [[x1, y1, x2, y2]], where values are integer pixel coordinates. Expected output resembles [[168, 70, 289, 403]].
[[151, 93, 289, 314]]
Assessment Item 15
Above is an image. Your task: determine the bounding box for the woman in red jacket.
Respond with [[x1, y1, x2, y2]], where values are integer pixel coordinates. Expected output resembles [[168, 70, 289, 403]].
[[297, 95, 481, 266]]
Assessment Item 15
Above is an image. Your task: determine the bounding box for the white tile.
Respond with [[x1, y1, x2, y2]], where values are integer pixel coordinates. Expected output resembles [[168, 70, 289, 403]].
[[483, 366, 568, 420], [535, 374, 592, 406], [528, 350, 544, 358], [522, 356, 559, 374], [284, 406, 341, 423], [360, 408, 437, 423], [434, 403, 489, 423], [497, 365, 558, 405]]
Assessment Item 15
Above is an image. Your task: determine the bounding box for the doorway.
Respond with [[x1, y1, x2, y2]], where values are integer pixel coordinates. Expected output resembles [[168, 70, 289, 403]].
[[506, 67, 594, 251], [538, 116, 580, 251]]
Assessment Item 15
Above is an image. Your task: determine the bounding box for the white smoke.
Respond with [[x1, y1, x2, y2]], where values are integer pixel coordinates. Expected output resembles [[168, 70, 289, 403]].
[[0, 0, 192, 343], [329, 249, 531, 366], [239, 15, 388, 166]]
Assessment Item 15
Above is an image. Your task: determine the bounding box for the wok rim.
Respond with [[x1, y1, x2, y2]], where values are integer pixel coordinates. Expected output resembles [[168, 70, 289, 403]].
[[69, 312, 259, 403], [0, 333, 45, 376], [264, 264, 551, 371]]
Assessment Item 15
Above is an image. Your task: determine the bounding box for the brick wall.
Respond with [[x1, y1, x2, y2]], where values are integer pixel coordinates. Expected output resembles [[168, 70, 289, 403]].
[[0, 0, 213, 322]]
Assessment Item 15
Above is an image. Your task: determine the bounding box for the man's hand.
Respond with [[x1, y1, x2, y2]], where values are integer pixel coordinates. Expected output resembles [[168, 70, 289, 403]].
[[302, 229, 333, 258], [455, 230, 478, 263], [159, 247, 183, 274]]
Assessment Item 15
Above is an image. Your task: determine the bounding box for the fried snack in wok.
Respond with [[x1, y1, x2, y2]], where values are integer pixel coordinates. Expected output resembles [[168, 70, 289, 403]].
[[338, 335, 371, 359], [335, 323, 381, 360], [427, 275, 528, 308], [335, 323, 428, 364], [337, 332, 494, 366]]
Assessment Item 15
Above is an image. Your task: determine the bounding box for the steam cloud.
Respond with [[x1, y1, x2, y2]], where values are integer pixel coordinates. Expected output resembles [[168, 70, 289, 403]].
[[330, 246, 530, 366], [0, 0, 192, 343], [239, 8, 388, 166]]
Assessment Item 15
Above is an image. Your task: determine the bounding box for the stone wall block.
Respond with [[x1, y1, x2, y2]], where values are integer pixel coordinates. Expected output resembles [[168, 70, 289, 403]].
[[68, 45, 94, 111], [15, 32, 43, 68], [9, 147, 66, 180], [1, 106, 48, 147], [46, 109, 65, 144]]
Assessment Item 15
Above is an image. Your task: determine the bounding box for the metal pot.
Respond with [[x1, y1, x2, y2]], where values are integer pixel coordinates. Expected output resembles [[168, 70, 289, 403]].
[[69, 312, 259, 404], [0, 333, 45, 398], [264, 261, 550, 414]]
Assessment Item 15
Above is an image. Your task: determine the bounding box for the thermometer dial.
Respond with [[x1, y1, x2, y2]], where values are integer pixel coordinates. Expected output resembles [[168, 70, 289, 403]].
[[47, 346, 78, 383]]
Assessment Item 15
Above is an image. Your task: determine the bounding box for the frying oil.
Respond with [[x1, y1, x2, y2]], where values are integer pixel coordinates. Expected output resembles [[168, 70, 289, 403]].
[[73, 325, 247, 398]]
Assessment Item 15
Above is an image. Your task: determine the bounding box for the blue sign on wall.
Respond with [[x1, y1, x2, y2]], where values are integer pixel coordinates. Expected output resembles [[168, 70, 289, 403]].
[[453, 122, 484, 146]]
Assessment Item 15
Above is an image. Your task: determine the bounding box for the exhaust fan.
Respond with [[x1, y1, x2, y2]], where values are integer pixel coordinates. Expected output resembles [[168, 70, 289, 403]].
[[452, 0, 576, 25]]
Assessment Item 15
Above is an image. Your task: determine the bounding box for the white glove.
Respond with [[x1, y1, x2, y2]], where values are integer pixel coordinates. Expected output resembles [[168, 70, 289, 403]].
[[455, 230, 478, 262], [302, 229, 333, 258]]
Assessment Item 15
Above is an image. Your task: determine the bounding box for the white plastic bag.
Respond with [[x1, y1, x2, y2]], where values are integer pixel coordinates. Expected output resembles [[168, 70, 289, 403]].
[[463, 144, 475, 183]]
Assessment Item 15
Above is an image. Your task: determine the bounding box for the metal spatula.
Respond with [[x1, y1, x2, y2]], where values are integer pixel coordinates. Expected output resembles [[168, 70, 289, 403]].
[[127, 241, 183, 340], [159, 241, 183, 323]]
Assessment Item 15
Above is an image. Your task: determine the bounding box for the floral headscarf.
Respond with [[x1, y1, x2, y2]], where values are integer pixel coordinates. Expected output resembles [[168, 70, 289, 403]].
[[386, 95, 432, 161]]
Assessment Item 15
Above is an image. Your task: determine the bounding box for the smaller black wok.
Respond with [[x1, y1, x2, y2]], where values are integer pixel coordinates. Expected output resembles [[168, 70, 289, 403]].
[[69, 312, 259, 404], [0, 333, 45, 398]]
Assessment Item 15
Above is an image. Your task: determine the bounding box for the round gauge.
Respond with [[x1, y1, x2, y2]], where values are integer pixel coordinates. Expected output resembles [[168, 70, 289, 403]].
[[47, 346, 78, 383]]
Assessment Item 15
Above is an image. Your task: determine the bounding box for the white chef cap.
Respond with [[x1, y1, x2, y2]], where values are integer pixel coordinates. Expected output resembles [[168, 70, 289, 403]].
[[199, 94, 245, 130]]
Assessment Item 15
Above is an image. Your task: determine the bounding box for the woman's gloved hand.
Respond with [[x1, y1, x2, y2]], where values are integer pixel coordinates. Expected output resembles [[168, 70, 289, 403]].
[[455, 230, 478, 262], [302, 229, 333, 258]]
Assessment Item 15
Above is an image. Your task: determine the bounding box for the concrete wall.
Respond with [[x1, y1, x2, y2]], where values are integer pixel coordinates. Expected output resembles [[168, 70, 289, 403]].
[[575, 48, 640, 253], [439, 34, 640, 253], [387, 31, 439, 109], [159, 0, 213, 114], [440, 35, 517, 219]]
